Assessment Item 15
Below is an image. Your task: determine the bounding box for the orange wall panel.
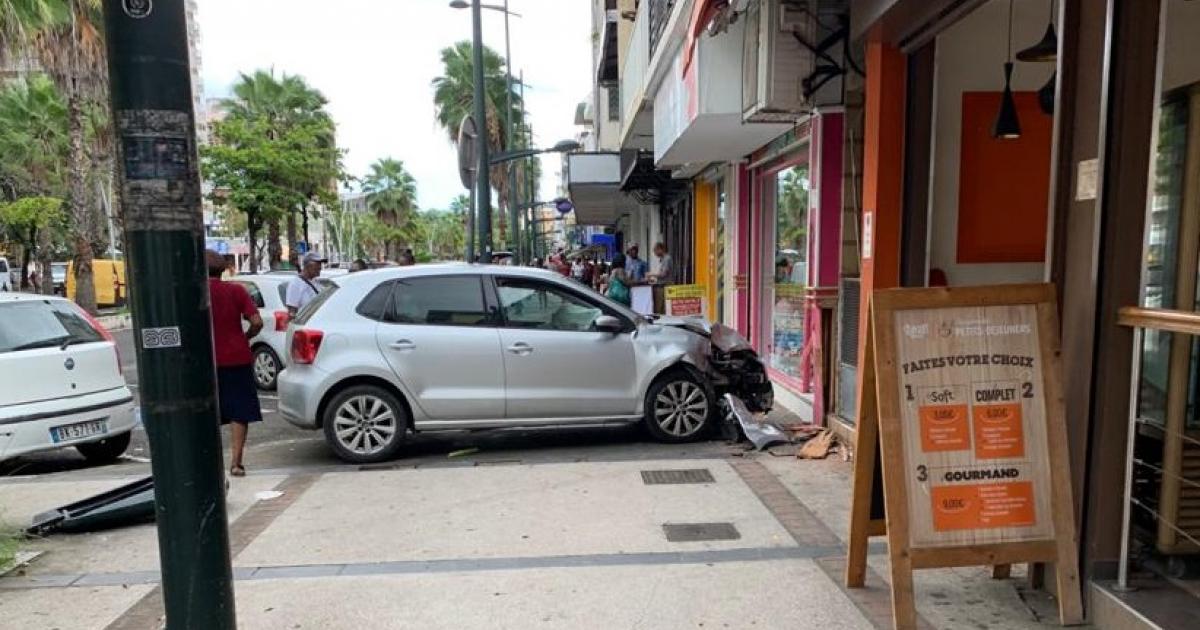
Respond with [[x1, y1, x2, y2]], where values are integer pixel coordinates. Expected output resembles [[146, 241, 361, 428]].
[[956, 92, 1051, 264]]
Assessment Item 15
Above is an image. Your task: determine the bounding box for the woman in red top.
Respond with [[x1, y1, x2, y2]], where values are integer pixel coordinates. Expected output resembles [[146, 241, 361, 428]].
[[206, 250, 263, 477]]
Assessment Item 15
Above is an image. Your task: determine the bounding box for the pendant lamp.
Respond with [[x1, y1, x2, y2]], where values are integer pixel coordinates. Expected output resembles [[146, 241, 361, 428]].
[[1017, 0, 1058, 62], [993, 0, 1021, 139], [1038, 71, 1056, 115]]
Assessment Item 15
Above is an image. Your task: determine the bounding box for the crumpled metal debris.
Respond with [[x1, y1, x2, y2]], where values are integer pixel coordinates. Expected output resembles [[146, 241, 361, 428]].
[[722, 393, 790, 450]]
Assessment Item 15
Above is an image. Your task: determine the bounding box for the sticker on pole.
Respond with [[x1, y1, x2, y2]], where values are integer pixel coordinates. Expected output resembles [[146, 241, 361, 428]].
[[122, 0, 153, 19], [141, 326, 181, 349]]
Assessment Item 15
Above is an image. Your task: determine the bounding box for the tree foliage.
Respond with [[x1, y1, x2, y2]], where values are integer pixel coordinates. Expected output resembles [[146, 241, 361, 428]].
[[202, 70, 342, 272], [361, 157, 419, 259]]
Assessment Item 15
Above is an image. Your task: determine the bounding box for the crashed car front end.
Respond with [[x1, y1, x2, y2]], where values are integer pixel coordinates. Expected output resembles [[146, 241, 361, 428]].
[[652, 316, 774, 414]]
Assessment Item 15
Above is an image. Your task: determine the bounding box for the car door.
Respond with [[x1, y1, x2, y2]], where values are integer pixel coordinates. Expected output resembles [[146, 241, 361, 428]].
[[375, 275, 505, 421], [493, 276, 638, 419]]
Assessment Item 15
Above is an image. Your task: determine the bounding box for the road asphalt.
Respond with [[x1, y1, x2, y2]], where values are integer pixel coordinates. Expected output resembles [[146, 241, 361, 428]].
[[0, 328, 734, 479]]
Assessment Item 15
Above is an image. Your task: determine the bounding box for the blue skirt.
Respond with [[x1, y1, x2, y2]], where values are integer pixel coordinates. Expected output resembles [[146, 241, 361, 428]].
[[217, 365, 263, 425]]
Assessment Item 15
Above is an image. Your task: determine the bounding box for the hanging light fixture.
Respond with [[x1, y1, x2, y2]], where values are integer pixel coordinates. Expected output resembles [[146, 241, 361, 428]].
[[1017, 0, 1058, 62], [993, 0, 1021, 139], [1038, 71, 1056, 115]]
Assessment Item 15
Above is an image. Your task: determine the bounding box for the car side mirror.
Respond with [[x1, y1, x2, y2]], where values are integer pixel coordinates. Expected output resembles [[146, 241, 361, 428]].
[[594, 315, 624, 334]]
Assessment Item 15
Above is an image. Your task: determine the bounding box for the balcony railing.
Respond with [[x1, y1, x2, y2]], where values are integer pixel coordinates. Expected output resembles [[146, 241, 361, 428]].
[[648, 0, 674, 58], [621, 3, 650, 126]]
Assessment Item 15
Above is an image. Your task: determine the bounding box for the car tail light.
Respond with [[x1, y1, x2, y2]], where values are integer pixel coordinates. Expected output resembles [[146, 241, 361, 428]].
[[274, 310, 290, 332], [291, 329, 323, 364], [78, 306, 121, 375]]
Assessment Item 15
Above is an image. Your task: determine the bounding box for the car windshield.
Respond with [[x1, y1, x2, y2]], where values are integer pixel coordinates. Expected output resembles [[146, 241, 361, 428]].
[[0, 300, 104, 353]]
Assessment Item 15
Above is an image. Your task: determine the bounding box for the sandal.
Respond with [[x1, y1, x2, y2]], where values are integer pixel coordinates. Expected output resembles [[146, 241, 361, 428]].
[[230, 465, 246, 477]]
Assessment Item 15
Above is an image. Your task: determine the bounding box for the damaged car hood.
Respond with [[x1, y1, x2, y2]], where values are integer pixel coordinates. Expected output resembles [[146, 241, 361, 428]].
[[653, 317, 754, 353]]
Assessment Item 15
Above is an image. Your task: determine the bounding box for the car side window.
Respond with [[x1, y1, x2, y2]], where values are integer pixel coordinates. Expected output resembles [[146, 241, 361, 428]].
[[232, 281, 265, 308], [386, 276, 490, 327], [356, 281, 393, 321], [495, 277, 614, 332], [276, 283, 287, 305]]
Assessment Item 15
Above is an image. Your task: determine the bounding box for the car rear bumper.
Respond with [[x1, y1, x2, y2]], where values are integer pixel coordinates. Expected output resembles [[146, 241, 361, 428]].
[[278, 367, 321, 429], [0, 388, 137, 461]]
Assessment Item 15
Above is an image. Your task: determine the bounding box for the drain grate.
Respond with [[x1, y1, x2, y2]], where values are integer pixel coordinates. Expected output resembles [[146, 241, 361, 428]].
[[662, 522, 741, 542], [640, 469, 715, 485]]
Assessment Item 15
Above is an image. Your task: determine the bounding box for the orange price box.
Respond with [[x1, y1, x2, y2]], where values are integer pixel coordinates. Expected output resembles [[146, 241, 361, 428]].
[[972, 403, 1025, 459], [931, 481, 1036, 531], [918, 404, 971, 452]]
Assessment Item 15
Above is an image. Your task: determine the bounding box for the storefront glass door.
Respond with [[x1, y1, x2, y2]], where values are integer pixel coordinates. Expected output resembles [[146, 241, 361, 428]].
[[765, 163, 810, 380]]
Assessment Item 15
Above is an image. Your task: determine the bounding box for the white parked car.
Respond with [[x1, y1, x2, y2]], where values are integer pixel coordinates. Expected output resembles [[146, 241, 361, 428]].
[[228, 274, 293, 390], [277, 265, 773, 463], [0, 257, 12, 292], [0, 293, 137, 463]]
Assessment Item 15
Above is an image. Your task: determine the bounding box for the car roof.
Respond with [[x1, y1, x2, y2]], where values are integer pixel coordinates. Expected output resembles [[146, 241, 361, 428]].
[[234, 274, 291, 285], [0, 292, 69, 304], [330, 263, 572, 286]]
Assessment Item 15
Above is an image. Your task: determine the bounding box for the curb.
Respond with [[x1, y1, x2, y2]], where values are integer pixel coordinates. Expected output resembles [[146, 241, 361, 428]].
[[96, 313, 132, 332]]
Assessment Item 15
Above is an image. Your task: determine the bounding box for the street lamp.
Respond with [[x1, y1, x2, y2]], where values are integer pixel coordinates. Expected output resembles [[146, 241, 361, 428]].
[[490, 139, 581, 165], [451, 0, 520, 262]]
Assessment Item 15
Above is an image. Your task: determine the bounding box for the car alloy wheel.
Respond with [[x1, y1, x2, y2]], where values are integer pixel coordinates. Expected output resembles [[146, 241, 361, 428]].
[[331, 394, 399, 457], [252, 346, 281, 390], [653, 380, 709, 438]]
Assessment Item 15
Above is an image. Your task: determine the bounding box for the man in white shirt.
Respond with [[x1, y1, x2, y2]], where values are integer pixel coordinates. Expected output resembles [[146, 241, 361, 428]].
[[649, 242, 673, 284], [285, 252, 326, 315]]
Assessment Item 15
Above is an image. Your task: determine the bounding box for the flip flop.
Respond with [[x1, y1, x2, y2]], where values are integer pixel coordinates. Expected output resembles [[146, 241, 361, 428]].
[[230, 465, 246, 478]]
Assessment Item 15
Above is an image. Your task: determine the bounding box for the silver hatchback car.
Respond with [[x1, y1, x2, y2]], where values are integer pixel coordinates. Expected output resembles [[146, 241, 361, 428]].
[[278, 264, 772, 463]]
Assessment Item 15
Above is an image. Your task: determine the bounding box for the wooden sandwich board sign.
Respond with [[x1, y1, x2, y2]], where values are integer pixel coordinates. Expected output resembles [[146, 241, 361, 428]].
[[845, 284, 1083, 629]]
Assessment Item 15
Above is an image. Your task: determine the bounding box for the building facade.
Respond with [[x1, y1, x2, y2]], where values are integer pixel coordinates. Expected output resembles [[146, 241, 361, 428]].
[[570, 0, 1200, 626]]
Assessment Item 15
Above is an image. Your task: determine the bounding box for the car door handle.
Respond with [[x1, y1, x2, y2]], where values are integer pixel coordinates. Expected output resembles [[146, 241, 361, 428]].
[[389, 340, 416, 351], [506, 342, 533, 355]]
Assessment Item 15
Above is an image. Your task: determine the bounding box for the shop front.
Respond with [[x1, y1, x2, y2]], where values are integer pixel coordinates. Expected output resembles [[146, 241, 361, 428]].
[[742, 113, 844, 423], [851, 0, 1200, 625]]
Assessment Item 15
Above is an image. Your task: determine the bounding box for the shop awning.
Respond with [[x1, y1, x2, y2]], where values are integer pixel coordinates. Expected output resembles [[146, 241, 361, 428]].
[[567, 152, 624, 226]]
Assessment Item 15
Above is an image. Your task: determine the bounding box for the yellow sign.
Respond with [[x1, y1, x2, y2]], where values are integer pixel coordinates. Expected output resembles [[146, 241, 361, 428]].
[[665, 284, 704, 299], [665, 284, 706, 318]]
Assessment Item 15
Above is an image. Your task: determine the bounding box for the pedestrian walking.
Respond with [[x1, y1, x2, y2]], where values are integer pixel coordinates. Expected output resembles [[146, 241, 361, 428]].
[[285, 251, 326, 315], [606, 253, 633, 306], [206, 250, 264, 478]]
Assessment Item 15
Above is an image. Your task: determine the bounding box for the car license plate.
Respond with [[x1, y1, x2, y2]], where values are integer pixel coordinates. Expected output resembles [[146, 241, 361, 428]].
[[50, 419, 108, 443]]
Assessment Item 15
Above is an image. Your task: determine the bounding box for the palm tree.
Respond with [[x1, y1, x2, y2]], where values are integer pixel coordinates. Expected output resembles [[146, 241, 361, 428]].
[[431, 41, 523, 241], [226, 70, 334, 267], [1, 0, 106, 312], [361, 158, 418, 261], [0, 74, 68, 293]]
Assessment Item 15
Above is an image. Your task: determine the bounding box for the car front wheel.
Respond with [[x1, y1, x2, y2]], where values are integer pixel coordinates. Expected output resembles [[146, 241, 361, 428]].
[[253, 345, 282, 391], [644, 371, 713, 443], [322, 385, 409, 464], [76, 431, 132, 464]]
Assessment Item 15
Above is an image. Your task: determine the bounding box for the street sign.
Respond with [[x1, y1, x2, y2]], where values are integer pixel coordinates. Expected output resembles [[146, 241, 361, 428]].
[[845, 284, 1082, 628], [457, 115, 478, 190]]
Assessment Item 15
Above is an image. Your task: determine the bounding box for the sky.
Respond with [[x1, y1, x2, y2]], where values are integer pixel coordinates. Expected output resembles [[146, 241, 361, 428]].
[[196, 0, 593, 211]]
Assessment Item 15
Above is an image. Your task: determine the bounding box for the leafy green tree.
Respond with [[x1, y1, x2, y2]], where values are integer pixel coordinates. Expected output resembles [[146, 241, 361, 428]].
[[0, 75, 69, 293], [219, 70, 340, 267], [0, 197, 64, 292], [361, 157, 419, 260], [204, 71, 342, 271], [1, 0, 108, 312]]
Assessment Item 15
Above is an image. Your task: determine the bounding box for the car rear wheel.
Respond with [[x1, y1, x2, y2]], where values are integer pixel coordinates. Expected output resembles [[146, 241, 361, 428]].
[[322, 385, 409, 464], [253, 345, 282, 391], [76, 431, 132, 464], [644, 371, 713, 443]]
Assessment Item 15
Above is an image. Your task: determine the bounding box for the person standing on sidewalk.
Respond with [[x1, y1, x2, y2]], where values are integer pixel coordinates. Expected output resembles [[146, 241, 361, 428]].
[[285, 251, 326, 315], [207, 250, 264, 478]]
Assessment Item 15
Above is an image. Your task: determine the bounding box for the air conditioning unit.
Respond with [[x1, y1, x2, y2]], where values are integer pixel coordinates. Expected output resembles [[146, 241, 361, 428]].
[[742, 0, 815, 123]]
